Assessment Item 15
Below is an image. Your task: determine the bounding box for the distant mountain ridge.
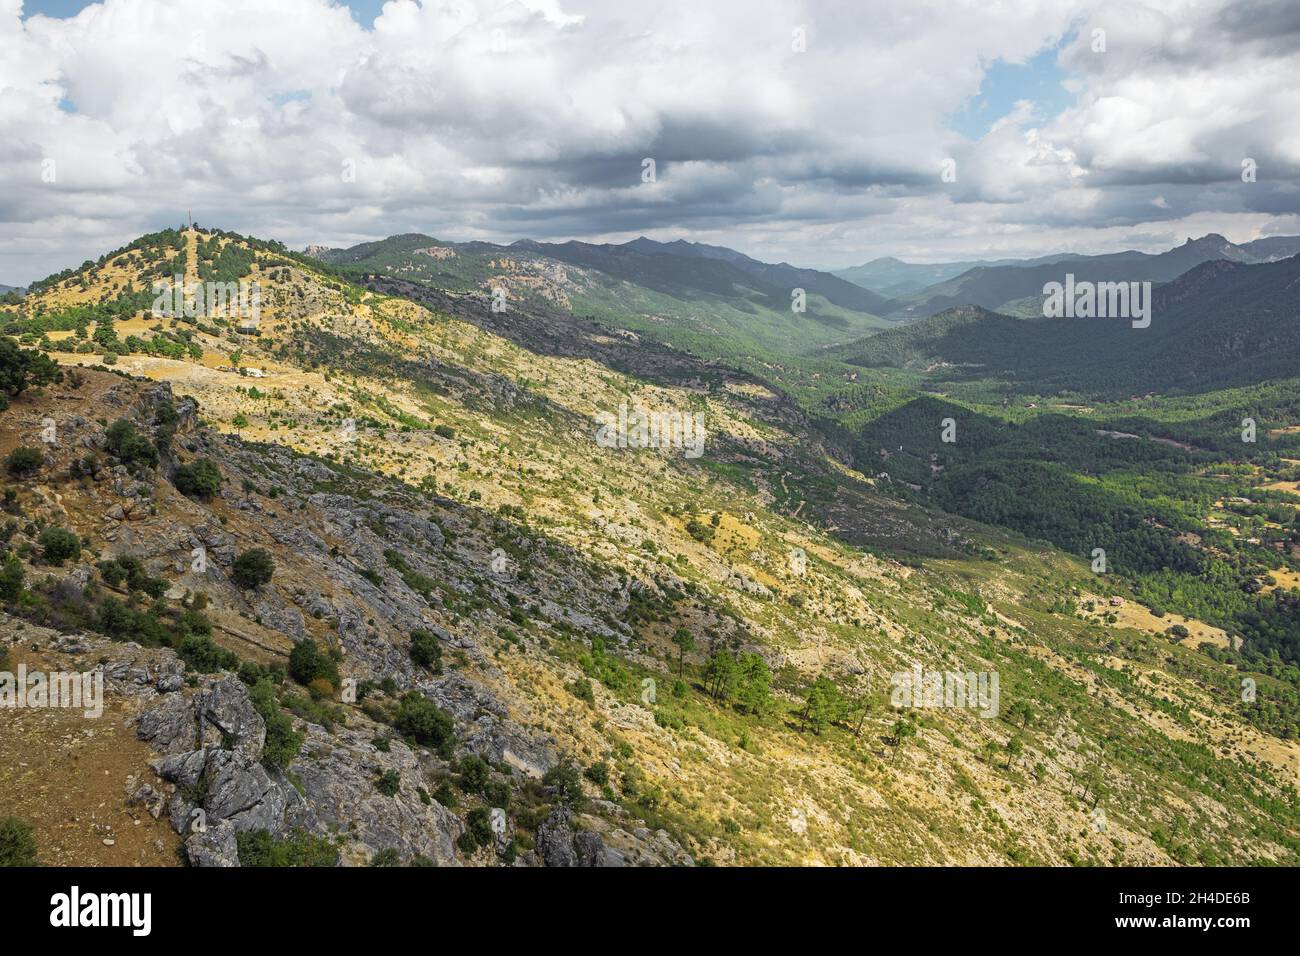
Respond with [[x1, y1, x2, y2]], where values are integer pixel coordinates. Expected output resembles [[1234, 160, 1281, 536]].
[[835, 233, 1300, 319], [306, 232, 898, 359], [833, 252, 1082, 296], [827, 253, 1300, 397]]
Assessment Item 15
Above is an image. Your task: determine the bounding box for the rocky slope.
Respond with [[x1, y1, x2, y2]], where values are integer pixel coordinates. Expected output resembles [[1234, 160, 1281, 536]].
[[1, 228, 1296, 866]]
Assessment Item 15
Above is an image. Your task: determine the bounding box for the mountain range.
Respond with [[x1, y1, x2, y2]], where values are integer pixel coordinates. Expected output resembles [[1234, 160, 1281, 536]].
[[2, 224, 1298, 870], [850, 233, 1300, 319], [307, 233, 897, 361], [826, 253, 1300, 397]]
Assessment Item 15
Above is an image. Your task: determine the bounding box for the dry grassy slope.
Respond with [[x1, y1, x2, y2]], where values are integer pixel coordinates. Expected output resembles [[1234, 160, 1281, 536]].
[[2, 232, 1296, 866]]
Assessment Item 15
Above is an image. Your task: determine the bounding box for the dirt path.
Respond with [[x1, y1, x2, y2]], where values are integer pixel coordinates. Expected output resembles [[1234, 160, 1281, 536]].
[[0, 642, 181, 866]]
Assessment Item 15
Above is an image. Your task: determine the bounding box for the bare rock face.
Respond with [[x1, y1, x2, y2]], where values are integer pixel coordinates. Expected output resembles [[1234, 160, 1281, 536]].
[[463, 714, 558, 780], [535, 807, 628, 867], [198, 676, 266, 756], [184, 824, 241, 867], [134, 654, 466, 867], [137, 686, 202, 754], [288, 722, 464, 867]]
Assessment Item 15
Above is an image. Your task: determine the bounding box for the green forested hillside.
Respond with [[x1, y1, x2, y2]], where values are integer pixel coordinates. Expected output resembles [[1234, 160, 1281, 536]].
[[888, 233, 1270, 318], [310, 233, 895, 360], [828, 256, 1300, 398]]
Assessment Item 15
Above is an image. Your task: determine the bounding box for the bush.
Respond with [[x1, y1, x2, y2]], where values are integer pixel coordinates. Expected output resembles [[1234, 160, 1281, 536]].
[[0, 553, 24, 602], [97, 556, 166, 596], [173, 459, 222, 499], [464, 807, 494, 849], [685, 518, 715, 543], [393, 692, 455, 757], [409, 628, 442, 672], [104, 418, 158, 468], [456, 755, 490, 794], [369, 848, 400, 867], [1, 338, 61, 397], [236, 829, 337, 867], [177, 634, 239, 673], [5, 446, 43, 477], [0, 817, 38, 867], [374, 769, 401, 797], [37, 526, 81, 565], [248, 678, 303, 771], [542, 759, 586, 811], [288, 639, 339, 689], [231, 548, 274, 589], [570, 677, 595, 705], [483, 780, 511, 810]]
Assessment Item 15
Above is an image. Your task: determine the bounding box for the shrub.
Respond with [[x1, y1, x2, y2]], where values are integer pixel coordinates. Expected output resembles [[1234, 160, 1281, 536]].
[[584, 761, 609, 786], [685, 518, 715, 543], [288, 639, 339, 689], [104, 418, 158, 468], [409, 628, 442, 672], [483, 781, 511, 810], [456, 755, 490, 794], [177, 634, 239, 673], [98, 560, 127, 588], [307, 676, 334, 700], [173, 459, 222, 499], [0, 817, 38, 867], [0, 338, 61, 397], [393, 692, 455, 757], [248, 678, 303, 771], [37, 526, 81, 565], [369, 848, 400, 867], [231, 548, 274, 589], [570, 677, 595, 705], [0, 553, 24, 602], [5, 446, 42, 477], [97, 556, 166, 596], [236, 829, 337, 867], [464, 807, 494, 849], [542, 759, 586, 811], [374, 770, 401, 797]]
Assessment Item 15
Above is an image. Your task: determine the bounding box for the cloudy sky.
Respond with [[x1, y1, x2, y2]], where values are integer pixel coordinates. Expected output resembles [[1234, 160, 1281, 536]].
[[2, 0, 1298, 284]]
